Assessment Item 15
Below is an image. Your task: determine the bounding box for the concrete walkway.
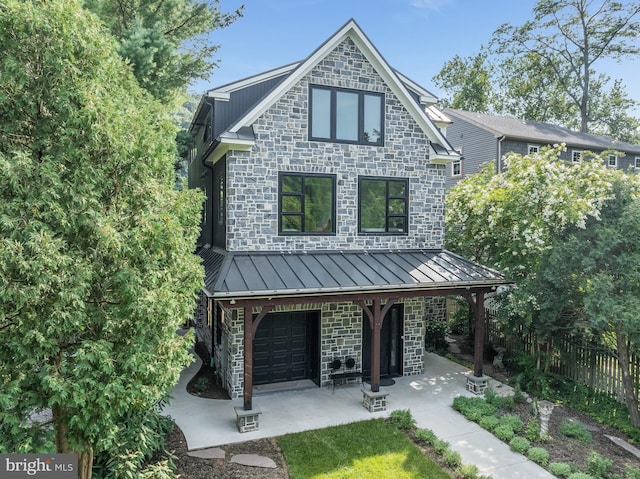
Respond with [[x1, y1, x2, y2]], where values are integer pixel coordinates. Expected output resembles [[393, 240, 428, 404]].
[[162, 352, 555, 479]]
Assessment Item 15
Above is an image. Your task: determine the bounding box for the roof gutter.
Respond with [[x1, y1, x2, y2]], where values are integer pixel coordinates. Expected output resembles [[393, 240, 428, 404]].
[[496, 135, 506, 174]]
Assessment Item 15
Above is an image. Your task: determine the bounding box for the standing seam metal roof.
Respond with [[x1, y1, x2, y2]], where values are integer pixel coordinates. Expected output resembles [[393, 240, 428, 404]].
[[197, 249, 508, 299]]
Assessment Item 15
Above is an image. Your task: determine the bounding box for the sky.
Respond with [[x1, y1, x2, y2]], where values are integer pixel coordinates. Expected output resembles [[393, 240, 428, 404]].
[[190, 0, 640, 112]]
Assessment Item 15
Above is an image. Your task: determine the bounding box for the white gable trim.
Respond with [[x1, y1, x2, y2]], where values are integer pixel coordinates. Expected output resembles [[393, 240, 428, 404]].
[[226, 19, 455, 160], [208, 63, 300, 95]]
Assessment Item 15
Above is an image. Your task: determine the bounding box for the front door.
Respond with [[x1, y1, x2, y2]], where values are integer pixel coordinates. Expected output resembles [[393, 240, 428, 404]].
[[253, 311, 319, 385], [362, 304, 403, 377]]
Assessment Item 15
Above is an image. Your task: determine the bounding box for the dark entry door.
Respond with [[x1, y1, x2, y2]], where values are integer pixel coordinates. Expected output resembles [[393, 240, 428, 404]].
[[362, 304, 403, 377], [253, 311, 319, 385]]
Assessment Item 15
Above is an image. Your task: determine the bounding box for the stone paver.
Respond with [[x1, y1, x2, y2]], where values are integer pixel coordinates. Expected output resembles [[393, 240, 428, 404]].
[[186, 447, 225, 459], [230, 454, 277, 468], [605, 435, 640, 459]]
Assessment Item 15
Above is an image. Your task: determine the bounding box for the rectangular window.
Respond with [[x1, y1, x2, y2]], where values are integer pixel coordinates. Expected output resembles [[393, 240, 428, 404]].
[[572, 150, 583, 163], [310, 85, 383, 145], [452, 159, 462, 177], [528, 145, 539, 154], [279, 173, 335, 234], [607, 154, 617, 168], [359, 177, 408, 234], [636, 157, 640, 169]]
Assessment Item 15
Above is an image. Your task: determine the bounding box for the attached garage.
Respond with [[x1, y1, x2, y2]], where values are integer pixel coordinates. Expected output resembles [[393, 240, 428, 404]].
[[253, 311, 320, 386]]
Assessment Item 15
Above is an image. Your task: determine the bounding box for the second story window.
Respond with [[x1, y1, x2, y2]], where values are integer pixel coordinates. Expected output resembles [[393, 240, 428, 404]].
[[279, 173, 335, 234], [607, 154, 617, 168], [310, 85, 384, 145], [636, 157, 640, 170], [359, 177, 408, 234], [451, 159, 462, 177]]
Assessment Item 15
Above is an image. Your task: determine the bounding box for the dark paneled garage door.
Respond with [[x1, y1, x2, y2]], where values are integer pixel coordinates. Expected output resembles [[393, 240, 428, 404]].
[[253, 311, 319, 385]]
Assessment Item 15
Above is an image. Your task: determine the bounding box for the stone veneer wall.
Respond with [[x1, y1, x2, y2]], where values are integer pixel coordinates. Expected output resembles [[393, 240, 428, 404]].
[[425, 297, 447, 323], [225, 37, 445, 252], [222, 299, 429, 399], [193, 291, 210, 352]]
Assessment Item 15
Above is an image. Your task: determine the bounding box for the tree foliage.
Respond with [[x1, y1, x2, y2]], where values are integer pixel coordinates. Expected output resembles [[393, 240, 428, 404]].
[[446, 147, 640, 424], [84, 0, 243, 100], [491, 0, 640, 133], [0, 1, 204, 477]]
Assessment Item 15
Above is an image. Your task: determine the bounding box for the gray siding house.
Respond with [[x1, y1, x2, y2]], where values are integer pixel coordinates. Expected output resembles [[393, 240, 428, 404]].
[[187, 20, 507, 417], [443, 108, 640, 189]]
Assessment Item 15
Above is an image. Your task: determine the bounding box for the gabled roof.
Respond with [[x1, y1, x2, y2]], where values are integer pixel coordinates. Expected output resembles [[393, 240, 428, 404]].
[[445, 109, 640, 155], [205, 19, 459, 164], [198, 249, 507, 300]]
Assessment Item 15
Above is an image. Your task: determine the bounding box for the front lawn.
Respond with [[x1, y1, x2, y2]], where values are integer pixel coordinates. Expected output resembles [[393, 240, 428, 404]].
[[277, 419, 452, 479]]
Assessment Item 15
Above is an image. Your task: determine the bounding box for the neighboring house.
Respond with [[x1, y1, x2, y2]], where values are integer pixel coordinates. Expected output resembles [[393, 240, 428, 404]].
[[443, 108, 640, 189], [187, 19, 508, 417]]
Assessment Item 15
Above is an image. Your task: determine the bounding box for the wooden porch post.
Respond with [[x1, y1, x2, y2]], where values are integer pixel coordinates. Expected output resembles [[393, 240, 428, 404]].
[[243, 306, 254, 410]]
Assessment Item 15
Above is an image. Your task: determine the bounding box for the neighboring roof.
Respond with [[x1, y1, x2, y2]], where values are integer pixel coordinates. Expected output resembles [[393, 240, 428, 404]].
[[445, 109, 640, 154], [198, 249, 507, 299], [202, 19, 460, 164]]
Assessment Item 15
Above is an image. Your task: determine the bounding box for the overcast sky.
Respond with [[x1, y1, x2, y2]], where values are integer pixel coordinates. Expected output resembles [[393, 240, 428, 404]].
[[191, 0, 640, 114]]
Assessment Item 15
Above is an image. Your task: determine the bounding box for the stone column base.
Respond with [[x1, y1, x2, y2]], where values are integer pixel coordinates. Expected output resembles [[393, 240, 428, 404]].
[[234, 406, 261, 433], [362, 388, 389, 412], [466, 375, 490, 395]]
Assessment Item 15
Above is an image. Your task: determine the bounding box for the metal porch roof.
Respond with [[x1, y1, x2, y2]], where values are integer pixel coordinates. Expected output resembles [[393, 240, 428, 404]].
[[198, 249, 507, 299]]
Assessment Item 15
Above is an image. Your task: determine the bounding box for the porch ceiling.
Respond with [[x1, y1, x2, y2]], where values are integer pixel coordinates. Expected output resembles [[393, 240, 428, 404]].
[[198, 249, 509, 300]]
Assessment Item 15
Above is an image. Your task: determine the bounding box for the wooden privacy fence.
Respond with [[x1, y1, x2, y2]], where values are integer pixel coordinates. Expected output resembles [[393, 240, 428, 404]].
[[485, 309, 640, 403]]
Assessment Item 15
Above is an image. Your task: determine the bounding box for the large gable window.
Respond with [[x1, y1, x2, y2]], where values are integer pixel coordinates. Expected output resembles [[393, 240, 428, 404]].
[[359, 177, 408, 234], [279, 173, 336, 234], [310, 85, 383, 145]]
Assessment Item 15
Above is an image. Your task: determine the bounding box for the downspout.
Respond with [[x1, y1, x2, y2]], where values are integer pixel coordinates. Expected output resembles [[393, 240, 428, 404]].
[[496, 135, 506, 174]]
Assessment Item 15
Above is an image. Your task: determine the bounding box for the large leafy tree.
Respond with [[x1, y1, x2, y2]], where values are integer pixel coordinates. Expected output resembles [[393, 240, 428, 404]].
[[538, 176, 640, 425], [0, 2, 203, 478], [491, 0, 640, 133], [83, 0, 243, 100]]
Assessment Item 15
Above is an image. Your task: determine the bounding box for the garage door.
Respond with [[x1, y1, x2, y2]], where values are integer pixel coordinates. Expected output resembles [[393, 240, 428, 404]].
[[253, 311, 318, 385]]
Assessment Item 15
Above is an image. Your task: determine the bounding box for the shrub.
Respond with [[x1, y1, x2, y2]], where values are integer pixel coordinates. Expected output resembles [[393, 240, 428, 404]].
[[525, 419, 541, 442], [527, 447, 549, 466], [586, 451, 612, 479], [389, 409, 415, 431], [479, 415, 500, 431], [549, 462, 575, 478], [626, 467, 640, 479], [567, 473, 594, 479], [493, 424, 515, 442], [452, 396, 497, 421], [508, 436, 530, 454], [415, 428, 437, 446], [455, 464, 479, 479], [433, 439, 450, 455], [513, 383, 526, 404], [559, 420, 593, 443], [499, 414, 524, 433], [425, 317, 449, 353], [193, 376, 209, 392], [443, 449, 462, 468]]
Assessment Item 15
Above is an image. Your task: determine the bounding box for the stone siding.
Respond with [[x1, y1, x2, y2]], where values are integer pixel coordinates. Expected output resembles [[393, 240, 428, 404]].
[[225, 37, 445, 252]]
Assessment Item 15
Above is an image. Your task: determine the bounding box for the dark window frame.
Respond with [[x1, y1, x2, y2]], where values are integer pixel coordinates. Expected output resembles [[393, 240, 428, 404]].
[[358, 176, 409, 235], [278, 172, 337, 235], [309, 85, 384, 146]]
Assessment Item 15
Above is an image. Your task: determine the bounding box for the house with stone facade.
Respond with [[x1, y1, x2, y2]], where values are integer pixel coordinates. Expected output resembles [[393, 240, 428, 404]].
[[443, 108, 640, 190], [187, 19, 508, 425]]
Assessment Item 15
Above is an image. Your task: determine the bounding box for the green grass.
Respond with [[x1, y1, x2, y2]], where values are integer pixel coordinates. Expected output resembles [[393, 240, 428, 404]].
[[277, 419, 452, 479]]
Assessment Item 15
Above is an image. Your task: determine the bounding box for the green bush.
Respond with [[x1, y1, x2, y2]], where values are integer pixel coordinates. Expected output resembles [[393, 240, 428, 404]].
[[455, 464, 480, 479], [525, 419, 541, 442], [549, 462, 575, 478], [508, 436, 530, 454], [452, 396, 497, 422], [479, 415, 500, 431], [627, 467, 640, 479], [586, 451, 612, 479], [567, 473, 594, 479], [443, 449, 462, 468], [433, 439, 450, 455], [512, 383, 526, 404], [493, 424, 515, 442], [499, 414, 524, 433], [389, 409, 415, 431], [527, 447, 549, 466], [415, 428, 438, 446], [559, 420, 593, 443], [425, 317, 449, 353], [483, 389, 514, 410]]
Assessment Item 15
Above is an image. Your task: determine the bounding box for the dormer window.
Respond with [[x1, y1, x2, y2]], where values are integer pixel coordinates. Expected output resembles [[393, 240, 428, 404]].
[[309, 85, 384, 145]]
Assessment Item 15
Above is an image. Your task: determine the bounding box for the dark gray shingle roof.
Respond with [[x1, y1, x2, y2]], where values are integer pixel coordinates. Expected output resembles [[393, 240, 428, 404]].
[[445, 109, 640, 155]]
